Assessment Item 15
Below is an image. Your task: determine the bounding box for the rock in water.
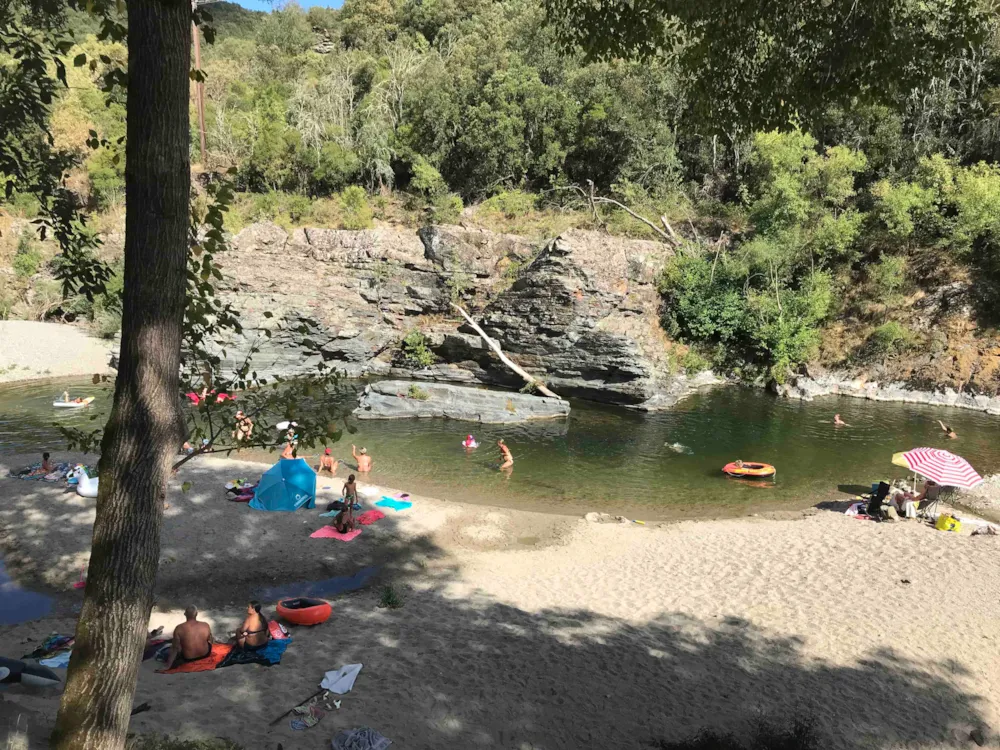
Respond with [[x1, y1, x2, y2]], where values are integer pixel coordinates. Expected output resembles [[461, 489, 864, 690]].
[[354, 380, 570, 424]]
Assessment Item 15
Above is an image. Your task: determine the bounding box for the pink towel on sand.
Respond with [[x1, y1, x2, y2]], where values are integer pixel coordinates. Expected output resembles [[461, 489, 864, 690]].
[[310, 526, 362, 541], [357, 509, 385, 526]]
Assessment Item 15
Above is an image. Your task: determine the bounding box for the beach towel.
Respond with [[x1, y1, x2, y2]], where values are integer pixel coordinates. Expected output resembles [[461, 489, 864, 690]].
[[310, 527, 362, 541], [39, 652, 72, 668], [321, 663, 363, 694], [331, 727, 391, 750], [357, 510, 385, 526], [375, 497, 412, 512], [160, 643, 231, 673], [143, 638, 171, 661], [24, 635, 73, 660], [218, 637, 290, 668]]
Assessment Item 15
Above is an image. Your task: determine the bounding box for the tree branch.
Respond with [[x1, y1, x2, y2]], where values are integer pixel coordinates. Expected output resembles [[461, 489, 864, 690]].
[[451, 303, 562, 400]]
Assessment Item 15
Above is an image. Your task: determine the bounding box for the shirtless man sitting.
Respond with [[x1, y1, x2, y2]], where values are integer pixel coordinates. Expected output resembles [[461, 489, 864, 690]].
[[319, 447, 338, 475], [352, 445, 372, 472], [159, 606, 213, 671]]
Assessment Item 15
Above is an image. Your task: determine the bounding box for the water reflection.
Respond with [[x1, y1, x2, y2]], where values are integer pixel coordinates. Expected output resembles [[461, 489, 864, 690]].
[[0, 559, 53, 625], [2, 377, 999, 519]]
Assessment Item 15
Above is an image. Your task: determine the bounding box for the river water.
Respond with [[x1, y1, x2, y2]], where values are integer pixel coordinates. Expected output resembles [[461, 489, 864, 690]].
[[2, 377, 999, 519]]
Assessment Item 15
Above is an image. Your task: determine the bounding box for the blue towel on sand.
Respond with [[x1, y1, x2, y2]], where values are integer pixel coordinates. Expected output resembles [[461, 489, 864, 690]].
[[218, 638, 291, 668], [375, 497, 412, 512]]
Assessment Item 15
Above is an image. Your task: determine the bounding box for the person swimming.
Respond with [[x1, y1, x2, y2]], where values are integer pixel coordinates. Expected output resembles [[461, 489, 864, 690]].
[[938, 420, 957, 439], [833, 414, 849, 427], [462, 434, 478, 449]]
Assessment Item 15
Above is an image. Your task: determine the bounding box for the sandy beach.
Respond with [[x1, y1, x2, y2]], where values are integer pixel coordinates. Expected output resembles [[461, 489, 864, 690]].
[[0, 321, 116, 384], [1, 452, 999, 749]]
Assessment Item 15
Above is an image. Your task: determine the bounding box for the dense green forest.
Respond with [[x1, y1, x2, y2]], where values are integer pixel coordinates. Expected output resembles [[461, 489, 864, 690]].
[[4, 0, 1000, 385]]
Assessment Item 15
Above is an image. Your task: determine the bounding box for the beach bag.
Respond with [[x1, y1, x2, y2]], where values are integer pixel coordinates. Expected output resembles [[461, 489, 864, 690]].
[[935, 514, 962, 533]]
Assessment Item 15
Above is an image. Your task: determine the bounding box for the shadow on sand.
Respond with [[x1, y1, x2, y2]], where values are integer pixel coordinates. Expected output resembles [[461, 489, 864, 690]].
[[0, 454, 990, 749]]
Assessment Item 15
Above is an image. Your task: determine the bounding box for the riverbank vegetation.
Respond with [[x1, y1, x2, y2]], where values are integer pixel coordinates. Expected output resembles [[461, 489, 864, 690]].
[[3, 0, 1000, 385]]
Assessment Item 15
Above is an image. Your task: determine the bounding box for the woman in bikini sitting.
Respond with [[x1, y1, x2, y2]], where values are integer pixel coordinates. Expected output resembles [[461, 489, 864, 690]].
[[333, 474, 358, 533], [234, 601, 270, 652]]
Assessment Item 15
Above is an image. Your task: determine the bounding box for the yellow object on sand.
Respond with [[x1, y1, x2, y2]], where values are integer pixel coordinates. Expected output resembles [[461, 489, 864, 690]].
[[935, 514, 962, 533]]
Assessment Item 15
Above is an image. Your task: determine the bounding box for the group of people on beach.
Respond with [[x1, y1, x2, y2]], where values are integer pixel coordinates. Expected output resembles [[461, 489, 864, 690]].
[[159, 602, 267, 671]]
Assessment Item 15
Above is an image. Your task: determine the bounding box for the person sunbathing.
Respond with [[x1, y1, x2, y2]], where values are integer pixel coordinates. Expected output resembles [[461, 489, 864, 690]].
[[234, 601, 270, 651], [159, 606, 213, 671], [319, 447, 338, 474], [352, 445, 372, 472]]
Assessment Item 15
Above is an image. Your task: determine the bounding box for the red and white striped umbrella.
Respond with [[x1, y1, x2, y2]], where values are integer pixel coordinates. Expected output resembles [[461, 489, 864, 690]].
[[891, 447, 984, 489]]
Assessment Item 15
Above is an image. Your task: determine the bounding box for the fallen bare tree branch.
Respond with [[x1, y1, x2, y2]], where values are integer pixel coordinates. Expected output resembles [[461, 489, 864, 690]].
[[451, 303, 562, 400]]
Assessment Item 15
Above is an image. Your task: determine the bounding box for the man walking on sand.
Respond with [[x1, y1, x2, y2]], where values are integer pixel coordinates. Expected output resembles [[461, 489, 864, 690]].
[[158, 606, 213, 671], [352, 445, 372, 472], [498, 439, 514, 471]]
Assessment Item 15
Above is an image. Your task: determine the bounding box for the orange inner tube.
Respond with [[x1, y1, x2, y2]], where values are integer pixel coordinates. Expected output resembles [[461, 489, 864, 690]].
[[722, 462, 776, 478], [276, 598, 332, 626]]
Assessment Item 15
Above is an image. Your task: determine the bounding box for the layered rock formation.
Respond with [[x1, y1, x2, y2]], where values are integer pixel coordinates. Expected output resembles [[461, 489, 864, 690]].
[[213, 221, 719, 409], [777, 372, 1000, 415], [354, 380, 571, 423]]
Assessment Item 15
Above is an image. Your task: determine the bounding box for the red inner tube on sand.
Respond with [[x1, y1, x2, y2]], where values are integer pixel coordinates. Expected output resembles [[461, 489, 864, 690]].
[[277, 598, 332, 626]]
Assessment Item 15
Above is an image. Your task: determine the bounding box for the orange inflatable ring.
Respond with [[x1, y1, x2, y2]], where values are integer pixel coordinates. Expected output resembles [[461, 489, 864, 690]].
[[276, 598, 332, 626], [722, 462, 776, 478]]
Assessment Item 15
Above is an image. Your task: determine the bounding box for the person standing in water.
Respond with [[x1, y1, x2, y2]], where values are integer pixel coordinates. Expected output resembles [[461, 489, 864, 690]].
[[833, 414, 849, 427], [498, 439, 513, 471], [938, 420, 958, 439], [352, 445, 372, 472], [319, 447, 338, 474]]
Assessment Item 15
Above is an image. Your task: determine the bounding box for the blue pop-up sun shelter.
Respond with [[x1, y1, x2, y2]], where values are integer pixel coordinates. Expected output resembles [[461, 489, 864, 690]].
[[250, 458, 317, 511]]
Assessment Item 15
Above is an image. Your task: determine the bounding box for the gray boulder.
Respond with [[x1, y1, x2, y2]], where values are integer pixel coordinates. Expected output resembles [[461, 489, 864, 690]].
[[354, 380, 570, 423]]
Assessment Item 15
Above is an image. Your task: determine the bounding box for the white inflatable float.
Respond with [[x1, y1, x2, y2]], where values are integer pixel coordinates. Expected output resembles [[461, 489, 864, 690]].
[[69, 466, 99, 498], [0, 657, 61, 687], [53, 397, 94, 408]]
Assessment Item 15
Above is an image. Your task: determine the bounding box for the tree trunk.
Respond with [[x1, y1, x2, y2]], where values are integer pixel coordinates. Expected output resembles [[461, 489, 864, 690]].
[[51, 2, 191, 748], [451, 303, 563, 400]]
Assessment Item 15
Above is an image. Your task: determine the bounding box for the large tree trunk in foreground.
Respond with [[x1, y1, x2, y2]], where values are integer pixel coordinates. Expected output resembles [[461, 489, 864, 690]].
[[51, 2, 191, 748]]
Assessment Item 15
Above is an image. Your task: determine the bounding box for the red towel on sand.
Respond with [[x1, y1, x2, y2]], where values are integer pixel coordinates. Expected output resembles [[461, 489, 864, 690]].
[[310, 526, 362, 541], [160, 643, 231, 673], [357, 509, 385, 526]]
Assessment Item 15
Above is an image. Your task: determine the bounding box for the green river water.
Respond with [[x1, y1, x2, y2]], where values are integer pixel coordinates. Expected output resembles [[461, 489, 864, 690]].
[[2, 377, 998, 520]]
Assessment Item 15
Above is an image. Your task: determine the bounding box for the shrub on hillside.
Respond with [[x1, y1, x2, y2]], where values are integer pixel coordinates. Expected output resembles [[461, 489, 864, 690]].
[[861, 321, 914, 360], [400, 330, 435, 368], [339, 186, 373, 230]]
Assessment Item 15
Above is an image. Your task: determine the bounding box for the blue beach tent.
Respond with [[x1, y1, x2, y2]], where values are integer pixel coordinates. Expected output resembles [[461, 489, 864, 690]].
[[250, 458, 317, 511]]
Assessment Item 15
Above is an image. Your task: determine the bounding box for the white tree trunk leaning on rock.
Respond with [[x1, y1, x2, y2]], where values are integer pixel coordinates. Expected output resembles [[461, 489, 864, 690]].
[[450, 303, 562, 400]]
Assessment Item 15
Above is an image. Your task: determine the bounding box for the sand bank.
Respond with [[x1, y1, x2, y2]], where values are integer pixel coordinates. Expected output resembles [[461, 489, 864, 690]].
[[0, 453, 998, 748], [0, 321, 116, 383]]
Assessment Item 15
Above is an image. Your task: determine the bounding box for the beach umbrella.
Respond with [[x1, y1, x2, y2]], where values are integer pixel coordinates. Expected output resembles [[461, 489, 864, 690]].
[[250, 458, 316, 511], [891, 447, 984, 489]]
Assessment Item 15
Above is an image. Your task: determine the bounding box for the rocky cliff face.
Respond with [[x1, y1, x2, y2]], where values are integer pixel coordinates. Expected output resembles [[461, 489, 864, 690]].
[[214, 222, 717, 409]]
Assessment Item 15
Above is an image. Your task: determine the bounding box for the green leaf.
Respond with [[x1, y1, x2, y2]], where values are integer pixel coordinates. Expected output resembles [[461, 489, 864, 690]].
[[74, 53, 87, 67], [181, 482, 192, 493]]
